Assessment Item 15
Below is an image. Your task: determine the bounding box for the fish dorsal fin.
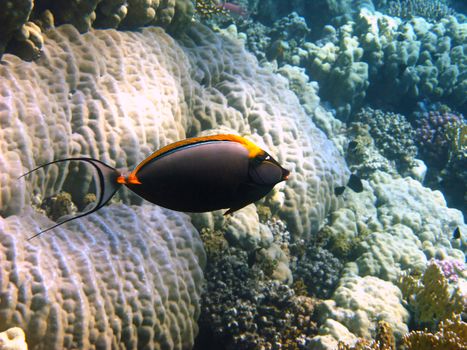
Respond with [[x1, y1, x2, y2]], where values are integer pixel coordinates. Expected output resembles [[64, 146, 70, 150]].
[[130, 134, 265, 179]]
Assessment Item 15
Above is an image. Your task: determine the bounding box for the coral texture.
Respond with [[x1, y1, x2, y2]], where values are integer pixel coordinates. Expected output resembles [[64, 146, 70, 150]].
[[197, 243, 317, 349], [0, 24, 348, 239], [299, 10, 467, 117], [0, 327, 28, 350], [398, 262, 464, 330], [352, 107, 417, 167], [0, 0, 194, 59], [0, 205, 205, 350], [414, 110, 465, 168], [402, 313, 467, 350], [385, 0, 456, 21], [311, 170, 466, 346], [293, 245, 343, 299], [317, 275, 410, 342], [0, 22, 349, 348]]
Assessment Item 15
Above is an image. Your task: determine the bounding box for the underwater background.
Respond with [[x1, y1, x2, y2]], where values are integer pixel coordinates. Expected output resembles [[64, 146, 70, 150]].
[[0, 0, 465, 349]]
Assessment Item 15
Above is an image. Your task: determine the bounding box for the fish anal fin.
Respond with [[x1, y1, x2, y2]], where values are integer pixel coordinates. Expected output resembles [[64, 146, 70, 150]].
[[224, 206, 243, 216]]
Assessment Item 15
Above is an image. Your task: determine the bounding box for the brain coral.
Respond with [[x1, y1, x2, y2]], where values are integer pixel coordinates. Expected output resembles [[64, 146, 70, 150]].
[[0, 204, 205, 350], [0, 24, 348, 239], [0, 22, 348, 348]]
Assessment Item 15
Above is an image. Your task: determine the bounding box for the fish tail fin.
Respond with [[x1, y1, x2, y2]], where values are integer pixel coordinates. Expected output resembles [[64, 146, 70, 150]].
[[19, 157, 122, 240]]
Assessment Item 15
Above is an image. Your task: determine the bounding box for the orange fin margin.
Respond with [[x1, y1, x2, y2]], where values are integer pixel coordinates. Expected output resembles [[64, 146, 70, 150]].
[[130, 134, 265, 179]]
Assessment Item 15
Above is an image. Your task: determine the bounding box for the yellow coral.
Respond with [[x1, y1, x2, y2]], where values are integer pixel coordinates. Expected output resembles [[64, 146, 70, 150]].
[[398, 263, 464, 330], [193, 0, 229, 19], [403, 314, 467, 350]]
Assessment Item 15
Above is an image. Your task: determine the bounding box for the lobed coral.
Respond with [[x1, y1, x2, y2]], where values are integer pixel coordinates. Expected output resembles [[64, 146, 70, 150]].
[[0, 205, 205, 350], [0, 20, 350, 348], [0, 0, 195, 59], [316, 275, 410, 343], [0, 327, 28, 350], [0, 23, 348, 241], [297, 10, 467, 118], [310, 169, 466, 346]]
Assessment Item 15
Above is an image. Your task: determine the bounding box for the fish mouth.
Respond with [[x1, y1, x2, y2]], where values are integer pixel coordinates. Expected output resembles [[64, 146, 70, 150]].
[[282, 168, 290, 180]]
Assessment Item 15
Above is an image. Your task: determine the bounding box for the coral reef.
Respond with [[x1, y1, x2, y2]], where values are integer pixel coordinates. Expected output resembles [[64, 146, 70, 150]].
[[337, 320, 396, 349], [398, 262, 464, 330], [249, 0, 374, 40], [345, 124, 398, 177], [385, 0, 456, 21], [298, 10, 467, 118], [352, 107, 417, 170], [414, 109, 466, 213], [293, 245, 344, 299], [414, 110, 465, 169], [1, 19, 350, 348], [315, 275, 410, 345], [195, 239, 318, 349], [432, 258, 465, 282], [308, 169, 466, 346], [39, 191, 78, 221], [0, 327, 28, 350], [0, 0, 195, 59], [1, 24, 349, 240], [402, 313, 467, 350], [0, 205, 205, 350]]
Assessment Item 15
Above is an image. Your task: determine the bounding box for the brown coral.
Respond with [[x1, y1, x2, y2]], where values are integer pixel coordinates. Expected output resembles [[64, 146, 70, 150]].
[[403, 314, 467, 350], [337, 320, 396, 350]]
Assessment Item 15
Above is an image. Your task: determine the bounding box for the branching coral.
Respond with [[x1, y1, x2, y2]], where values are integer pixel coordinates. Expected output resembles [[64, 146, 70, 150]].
[[195, 243, 318, 349], [293, 244, 343, 299], [414, 109, 466, 212], [385, 0, 456, 21], [403, 313, 467, 350], [352, 107, 418, 170], [414, 110, 466, 169], [398, 262, 464, 331]]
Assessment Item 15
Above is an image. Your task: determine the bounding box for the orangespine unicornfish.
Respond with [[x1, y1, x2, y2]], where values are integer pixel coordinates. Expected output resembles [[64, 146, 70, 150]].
[[20, 134, 290, 240]]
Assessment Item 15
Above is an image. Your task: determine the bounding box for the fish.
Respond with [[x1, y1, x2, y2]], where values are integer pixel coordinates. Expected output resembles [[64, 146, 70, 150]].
[[453, 227, 461, 239], [20, 134, 290, 240], [216, 2, 249, 17], [334, 174, 363, 196], [347, 140, 358, 151]]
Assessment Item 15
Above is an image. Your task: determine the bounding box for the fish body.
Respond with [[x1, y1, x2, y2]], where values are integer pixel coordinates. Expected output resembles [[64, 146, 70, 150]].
[[334, 174, 363, 196], [21, 134, 290, 239]]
